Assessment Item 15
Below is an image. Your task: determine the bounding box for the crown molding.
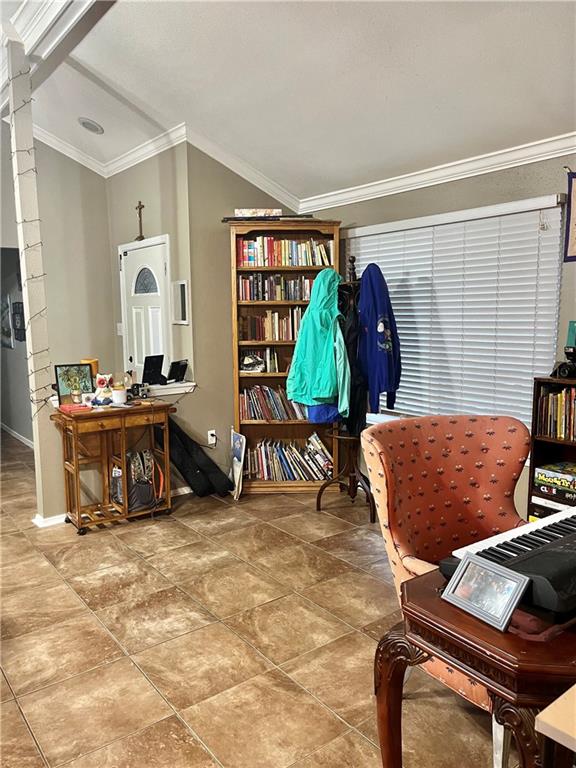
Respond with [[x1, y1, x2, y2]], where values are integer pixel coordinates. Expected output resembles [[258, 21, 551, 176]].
[[33, 124, 108, 176], [104, 123, 188, 177], [184, 125, 300, 212], [299, 132, 576, 213]]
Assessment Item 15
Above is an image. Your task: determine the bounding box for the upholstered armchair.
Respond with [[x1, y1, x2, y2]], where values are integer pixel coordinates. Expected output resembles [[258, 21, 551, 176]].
[[361, 414, 530, 765]]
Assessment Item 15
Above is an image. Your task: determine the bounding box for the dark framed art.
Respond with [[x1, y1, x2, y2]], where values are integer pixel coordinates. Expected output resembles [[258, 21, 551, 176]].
[[12, 301, 25, 342], [441, 553, 530, 631], [54, 363, 94, 405], [564, 170, 576, 262]]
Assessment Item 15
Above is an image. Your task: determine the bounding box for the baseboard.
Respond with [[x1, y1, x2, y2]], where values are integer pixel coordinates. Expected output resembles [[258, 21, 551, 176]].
[[1, 423, 34, 449], [171, 486, 193, 497], [32, 513, 67, 528]]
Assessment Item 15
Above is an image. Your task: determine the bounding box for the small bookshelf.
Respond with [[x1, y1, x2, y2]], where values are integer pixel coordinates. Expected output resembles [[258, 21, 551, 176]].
[[229, 218, 340, 493], [528, 377, 576, 521]]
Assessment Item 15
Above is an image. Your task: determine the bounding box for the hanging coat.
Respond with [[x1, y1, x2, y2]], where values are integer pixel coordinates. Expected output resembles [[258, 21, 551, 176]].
[[287, 268, 350, 417], [358, 264, 401, 412]]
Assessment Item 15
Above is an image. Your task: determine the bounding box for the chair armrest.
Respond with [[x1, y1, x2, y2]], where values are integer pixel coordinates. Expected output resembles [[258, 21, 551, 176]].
[[400, 555, 438, 578]]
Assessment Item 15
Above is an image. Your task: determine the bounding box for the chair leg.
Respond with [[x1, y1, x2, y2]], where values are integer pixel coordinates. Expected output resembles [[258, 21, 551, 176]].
[[492, 714, 512, 768]]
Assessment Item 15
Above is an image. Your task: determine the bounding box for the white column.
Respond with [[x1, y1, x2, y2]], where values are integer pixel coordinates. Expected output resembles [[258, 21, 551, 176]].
[[6, 33, 53, 522]]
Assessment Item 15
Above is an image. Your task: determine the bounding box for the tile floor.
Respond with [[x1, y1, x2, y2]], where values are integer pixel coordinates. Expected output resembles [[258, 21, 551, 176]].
[[0, 431, 494, 767]]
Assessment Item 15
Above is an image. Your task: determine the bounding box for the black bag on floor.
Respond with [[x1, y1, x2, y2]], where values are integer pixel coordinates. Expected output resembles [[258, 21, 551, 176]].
[[155, 417, 233, 497], [111, 449, 162, 510]]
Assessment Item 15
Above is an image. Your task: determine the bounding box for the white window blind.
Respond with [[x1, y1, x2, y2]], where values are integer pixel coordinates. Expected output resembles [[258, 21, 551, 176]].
[[348, 204, 563, 425]]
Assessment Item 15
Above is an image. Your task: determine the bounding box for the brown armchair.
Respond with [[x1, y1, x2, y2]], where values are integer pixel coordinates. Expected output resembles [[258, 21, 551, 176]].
[[361, 414, 530, 763]]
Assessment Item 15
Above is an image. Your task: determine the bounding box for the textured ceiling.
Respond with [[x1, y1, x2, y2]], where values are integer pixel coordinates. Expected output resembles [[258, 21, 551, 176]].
[[31, 1, 576, 197]]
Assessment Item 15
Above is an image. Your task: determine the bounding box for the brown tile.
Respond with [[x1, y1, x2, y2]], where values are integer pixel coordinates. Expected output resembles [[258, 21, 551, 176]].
[[133, 622, 271, 709], [364, 557, 395, 584], [226, 594, 350, 664], [1, 581, 87, 640], [25, 522, 101, 551], [1, 669, 13, 702], [40, 535, 135, 578], [214, 522, 299, 561], [314, 528, 385, 568], [1, 481, 36, 503], [68, 560, 170, 610], [0, 512, 19, 536], [148, 539, 237, 582], [356, 717, 379, 746], [96, 586, 215, 653], [302, 571, 398, 628], [178, 505, 259, 536], [19, 658, 171, 767], [0, 531, 36, 565], [2, 613, 123, 696], [181, 669, 346, 768], [229, 494, 310, 521], [110, 518, 201, 557], [0, 550, 61, 593], [271, 511, 356, 542], [181, 559, 289, 618], [282, 632, 377, 726], [256, 542, 352, 590], [171, 494, 228, 518], [362, 610, 403, 641], [317, 498, 374, 526], [63, 715, 219, 768], [290, 730, 381, 767], [0, 700, 44, 768]]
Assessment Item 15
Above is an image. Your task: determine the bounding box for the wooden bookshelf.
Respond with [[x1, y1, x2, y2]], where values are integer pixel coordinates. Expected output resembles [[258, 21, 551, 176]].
[[528, 376, 576, 521], [229, 218, 341, 493]]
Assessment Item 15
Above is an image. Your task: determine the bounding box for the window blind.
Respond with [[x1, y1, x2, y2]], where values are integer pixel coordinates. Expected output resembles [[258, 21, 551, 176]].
[[348, 205, 563, 425]]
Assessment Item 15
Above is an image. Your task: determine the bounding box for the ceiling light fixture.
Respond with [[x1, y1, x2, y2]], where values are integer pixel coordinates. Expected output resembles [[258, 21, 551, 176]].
[[78, 117, 104, 135]]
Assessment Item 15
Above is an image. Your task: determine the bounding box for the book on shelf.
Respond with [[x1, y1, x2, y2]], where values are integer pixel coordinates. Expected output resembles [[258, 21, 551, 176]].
[[244, 432, 333, 482], [236, 236, 333, 268], [533, 483, 576, 505], [237, 274, 315, 302], [240, 386, 307, 421], [240, 308, 303, 342], [536, 385, 576, 441], [239, 348, 280, 373], [533, 462, 576, 491]]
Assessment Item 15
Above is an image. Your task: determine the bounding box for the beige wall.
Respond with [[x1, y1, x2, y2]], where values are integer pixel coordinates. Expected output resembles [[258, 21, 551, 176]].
[[106, 142, 192, 370], [319, 152, 576, 359]]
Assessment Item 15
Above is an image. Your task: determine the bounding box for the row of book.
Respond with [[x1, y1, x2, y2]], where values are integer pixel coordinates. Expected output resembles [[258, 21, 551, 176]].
[[243, 433, 333, 482], [237, 274, 315, 302], [531, 461, 576, 520], [536, 386, 576, 441], [239, 308, 303, 342], [239, 386, 306, 421], [239, 348, 281, 373], [236, 237, 333, 268]]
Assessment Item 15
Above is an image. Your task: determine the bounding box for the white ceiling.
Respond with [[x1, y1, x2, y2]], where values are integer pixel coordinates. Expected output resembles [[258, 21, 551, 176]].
[[21, 1, 576, 200]]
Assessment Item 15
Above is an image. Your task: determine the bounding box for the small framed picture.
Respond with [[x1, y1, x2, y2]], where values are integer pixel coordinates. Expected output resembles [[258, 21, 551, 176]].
[[55, 364, 94, 405], [441, 553, 530, 631]]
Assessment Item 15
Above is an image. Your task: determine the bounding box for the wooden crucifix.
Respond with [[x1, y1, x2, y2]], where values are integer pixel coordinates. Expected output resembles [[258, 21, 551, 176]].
[[135, 200, 145, 241]]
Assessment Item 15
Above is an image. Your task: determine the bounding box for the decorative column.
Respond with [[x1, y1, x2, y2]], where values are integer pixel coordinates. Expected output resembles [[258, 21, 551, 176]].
[[6, 32, 52, 521]]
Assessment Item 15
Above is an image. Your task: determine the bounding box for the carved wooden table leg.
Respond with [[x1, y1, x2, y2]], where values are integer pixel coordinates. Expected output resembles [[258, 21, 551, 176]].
[[375, 623, 429, 768], [492, 698, 543, 768]]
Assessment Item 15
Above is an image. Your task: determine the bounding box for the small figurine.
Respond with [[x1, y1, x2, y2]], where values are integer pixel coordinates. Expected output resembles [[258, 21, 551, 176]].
[[93, 373, 114, 405]]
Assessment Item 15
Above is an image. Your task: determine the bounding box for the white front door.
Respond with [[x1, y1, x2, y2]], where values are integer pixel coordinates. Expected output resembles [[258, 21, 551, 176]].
[[119, 236, 172, 382]]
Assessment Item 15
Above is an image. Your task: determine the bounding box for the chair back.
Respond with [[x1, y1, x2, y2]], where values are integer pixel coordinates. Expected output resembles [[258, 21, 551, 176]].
[[361, 415, 530, 572]]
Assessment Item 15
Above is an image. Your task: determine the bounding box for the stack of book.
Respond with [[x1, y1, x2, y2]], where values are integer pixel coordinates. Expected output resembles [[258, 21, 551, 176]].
[[536, 385, 576, 441], [244, 433, 333, 481], [237, 237, 333, 268], [531, 461, 576, 516], [240, 386, 306, 421], [240, 308, 303, 342], [237, 274, 315, 302]]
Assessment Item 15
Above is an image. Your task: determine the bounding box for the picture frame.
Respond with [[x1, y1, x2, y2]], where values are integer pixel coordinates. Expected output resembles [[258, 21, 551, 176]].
[[12, 301, 25, 342], [1, 294, 14, 349], [54, 364, 94, 405], [441, 553, 530, 631]]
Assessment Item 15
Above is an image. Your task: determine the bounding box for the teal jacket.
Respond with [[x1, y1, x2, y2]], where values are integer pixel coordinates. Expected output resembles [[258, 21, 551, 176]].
[[287, 268, 350, 417]]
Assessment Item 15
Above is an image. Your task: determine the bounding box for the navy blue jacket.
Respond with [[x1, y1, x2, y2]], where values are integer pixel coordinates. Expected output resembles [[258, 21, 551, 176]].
[[358, 264, 401, 412]]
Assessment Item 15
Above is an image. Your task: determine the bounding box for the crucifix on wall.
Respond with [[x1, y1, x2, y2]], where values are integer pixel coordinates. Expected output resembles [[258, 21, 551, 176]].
[[135, 200, 145, 241]]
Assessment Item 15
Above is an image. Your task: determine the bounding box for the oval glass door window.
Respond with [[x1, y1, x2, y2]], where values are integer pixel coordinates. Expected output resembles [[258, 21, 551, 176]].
[[134, 266, 159, 294]]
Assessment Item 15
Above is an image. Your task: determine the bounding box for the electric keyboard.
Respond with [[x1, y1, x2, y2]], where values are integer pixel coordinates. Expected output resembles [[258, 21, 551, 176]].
[[446, 508, 576, 614]]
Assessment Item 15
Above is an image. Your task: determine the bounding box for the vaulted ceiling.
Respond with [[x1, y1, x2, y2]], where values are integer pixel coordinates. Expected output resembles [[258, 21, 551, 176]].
[[4, 1, 576, 209]]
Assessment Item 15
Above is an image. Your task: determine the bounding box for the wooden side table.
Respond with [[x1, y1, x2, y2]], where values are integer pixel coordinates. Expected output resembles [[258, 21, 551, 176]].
[[51, 399, 175, 534], [375, 570, 576, 768]]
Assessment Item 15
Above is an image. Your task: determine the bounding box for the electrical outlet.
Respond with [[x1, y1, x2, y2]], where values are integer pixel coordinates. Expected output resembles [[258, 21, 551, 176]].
[[207, 429, 217, 446]]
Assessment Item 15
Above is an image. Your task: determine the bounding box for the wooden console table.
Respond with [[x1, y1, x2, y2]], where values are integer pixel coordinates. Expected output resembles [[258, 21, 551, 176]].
[[375, 570, 576, 768], [51, 399, 175, 534]]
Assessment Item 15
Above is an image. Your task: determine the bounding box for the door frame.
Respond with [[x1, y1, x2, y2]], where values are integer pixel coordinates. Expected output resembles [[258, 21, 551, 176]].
[[118, 234, 173, 375]]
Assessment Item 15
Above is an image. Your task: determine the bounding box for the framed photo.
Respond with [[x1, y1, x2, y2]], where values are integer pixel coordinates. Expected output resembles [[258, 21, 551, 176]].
[[12, 301, 25, 342], [55, 364, 94, 405], [441, 553, 530, 631]]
